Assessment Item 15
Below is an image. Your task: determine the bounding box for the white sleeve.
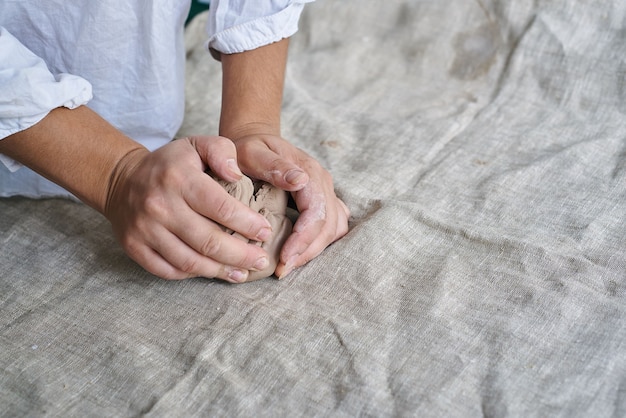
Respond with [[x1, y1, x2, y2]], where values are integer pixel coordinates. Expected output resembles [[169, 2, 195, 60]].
[[207, 0, 314, 55], [0, 27, 92, 171]]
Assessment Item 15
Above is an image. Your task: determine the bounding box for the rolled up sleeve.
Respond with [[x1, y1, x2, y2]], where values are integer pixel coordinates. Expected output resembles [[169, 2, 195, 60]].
[[207, 0, 314, 55], [0, 27, 92, 171]]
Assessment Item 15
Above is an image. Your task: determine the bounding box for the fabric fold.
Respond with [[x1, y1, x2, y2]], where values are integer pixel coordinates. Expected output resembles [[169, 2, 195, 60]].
[[206, 0, 314, 56], [0, 27, 92, 172]]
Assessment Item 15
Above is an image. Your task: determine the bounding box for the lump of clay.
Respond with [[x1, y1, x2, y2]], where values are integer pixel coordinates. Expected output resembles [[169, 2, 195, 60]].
[[209, 172, 293, 281]]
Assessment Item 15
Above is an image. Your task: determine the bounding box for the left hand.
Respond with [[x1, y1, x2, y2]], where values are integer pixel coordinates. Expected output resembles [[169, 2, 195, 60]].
[[233, 133, 350, 278]]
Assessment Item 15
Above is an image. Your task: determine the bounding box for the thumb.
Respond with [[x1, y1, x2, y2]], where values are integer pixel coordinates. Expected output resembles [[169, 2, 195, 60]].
[[188, 135, 243, 182], [237, 139, 309, 191]]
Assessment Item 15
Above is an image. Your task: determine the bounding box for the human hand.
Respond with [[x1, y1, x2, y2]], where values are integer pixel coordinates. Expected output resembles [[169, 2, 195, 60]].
[[104, 136, 274, 283], [232, 134, 350, 278]]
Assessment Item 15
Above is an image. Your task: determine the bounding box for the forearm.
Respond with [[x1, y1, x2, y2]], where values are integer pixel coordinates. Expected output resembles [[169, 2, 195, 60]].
[[0, 106, 146, 212], [219, 38, 289, 139]]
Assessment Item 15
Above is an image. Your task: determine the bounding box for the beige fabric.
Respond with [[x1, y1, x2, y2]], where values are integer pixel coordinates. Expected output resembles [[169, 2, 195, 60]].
[[2, 2, 626, 416]]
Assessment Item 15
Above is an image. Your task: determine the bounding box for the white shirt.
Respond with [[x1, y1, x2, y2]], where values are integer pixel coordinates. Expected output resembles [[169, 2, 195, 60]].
[[0, 0, 312, 198]]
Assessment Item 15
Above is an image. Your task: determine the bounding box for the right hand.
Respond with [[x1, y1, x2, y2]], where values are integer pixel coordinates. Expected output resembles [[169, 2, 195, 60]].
[[232, 133, 350, 278], [104, 136, 274, 283]]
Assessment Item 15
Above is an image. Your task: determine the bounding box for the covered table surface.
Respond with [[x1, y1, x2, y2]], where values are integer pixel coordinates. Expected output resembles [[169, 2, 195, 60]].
[[2, 1, 626, 416]]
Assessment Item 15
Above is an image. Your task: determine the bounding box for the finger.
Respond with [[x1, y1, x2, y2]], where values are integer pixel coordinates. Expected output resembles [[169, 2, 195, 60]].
[[338, 198, 351, 222], [237, 139, 309, 191], [167, 207, 270, 271], [183, 171, 273, 242], [149, 227, 252, 283], [276, 219, 331, 278], [188, 135, 243, 182], [275, 183, 330, 276], [121, 235, 193, 280], [276, 194, 350, 278], [119, 221, 254, 283]]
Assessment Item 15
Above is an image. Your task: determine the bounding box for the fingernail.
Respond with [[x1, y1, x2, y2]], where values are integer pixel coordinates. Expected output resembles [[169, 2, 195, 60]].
[[280, 255, 299, 277], [285, 169, 306, 185], [253, 256, 269, 271], [227, 159, 243, 177], [256, 227, 272, 241], [227, 267, 248, 283], [279, 264, 294, 279]]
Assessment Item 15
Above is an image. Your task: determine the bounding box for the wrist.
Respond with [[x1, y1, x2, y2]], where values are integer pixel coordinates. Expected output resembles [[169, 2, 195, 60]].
[[219, 39, 289, 143], [219, 120, 281, 141], [104, 147, 149, 218]]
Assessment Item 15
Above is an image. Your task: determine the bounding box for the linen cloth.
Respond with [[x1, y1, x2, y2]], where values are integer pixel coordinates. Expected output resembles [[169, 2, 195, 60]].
[[2, 1, 626, 416]]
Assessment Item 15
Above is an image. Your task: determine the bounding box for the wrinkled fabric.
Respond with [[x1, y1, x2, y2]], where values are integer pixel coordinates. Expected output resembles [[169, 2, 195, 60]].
[[0, 28, 92, 155], [2, 1, 626, 416], [0, 26, 92, 173], [207, 0, 313, 55]]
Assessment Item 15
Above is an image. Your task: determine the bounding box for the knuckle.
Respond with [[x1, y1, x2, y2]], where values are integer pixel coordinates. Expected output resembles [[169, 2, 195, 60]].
[[117, 229, 148, 259], [234, 139, 254, 159], [121, 241, 190, 281], [215, 197, 238, 223], [270, 157, 285, 172], [239, 246, 261, 269], [161, 164, 186, 187], [177, 256, 201, 275], [200, 233, 222, 256], [159, 268, 189, 281], [303, 156, 323, 172], [218, 136, 237, 152], [120, 236, 140, 258], [212, 264, 228, 280], [143, 194, 168, 219]]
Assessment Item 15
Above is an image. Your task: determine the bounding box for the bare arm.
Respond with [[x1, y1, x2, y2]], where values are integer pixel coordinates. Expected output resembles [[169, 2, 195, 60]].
[[0, 106, 143, 212], [220, 38, 288, 140]]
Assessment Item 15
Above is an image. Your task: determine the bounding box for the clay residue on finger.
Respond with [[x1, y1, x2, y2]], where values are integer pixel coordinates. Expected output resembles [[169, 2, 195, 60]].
[[207, 171, 294, 281]]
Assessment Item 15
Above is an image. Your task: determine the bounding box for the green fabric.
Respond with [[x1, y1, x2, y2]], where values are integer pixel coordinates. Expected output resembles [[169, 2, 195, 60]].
[[186, 0, 209, 26]]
